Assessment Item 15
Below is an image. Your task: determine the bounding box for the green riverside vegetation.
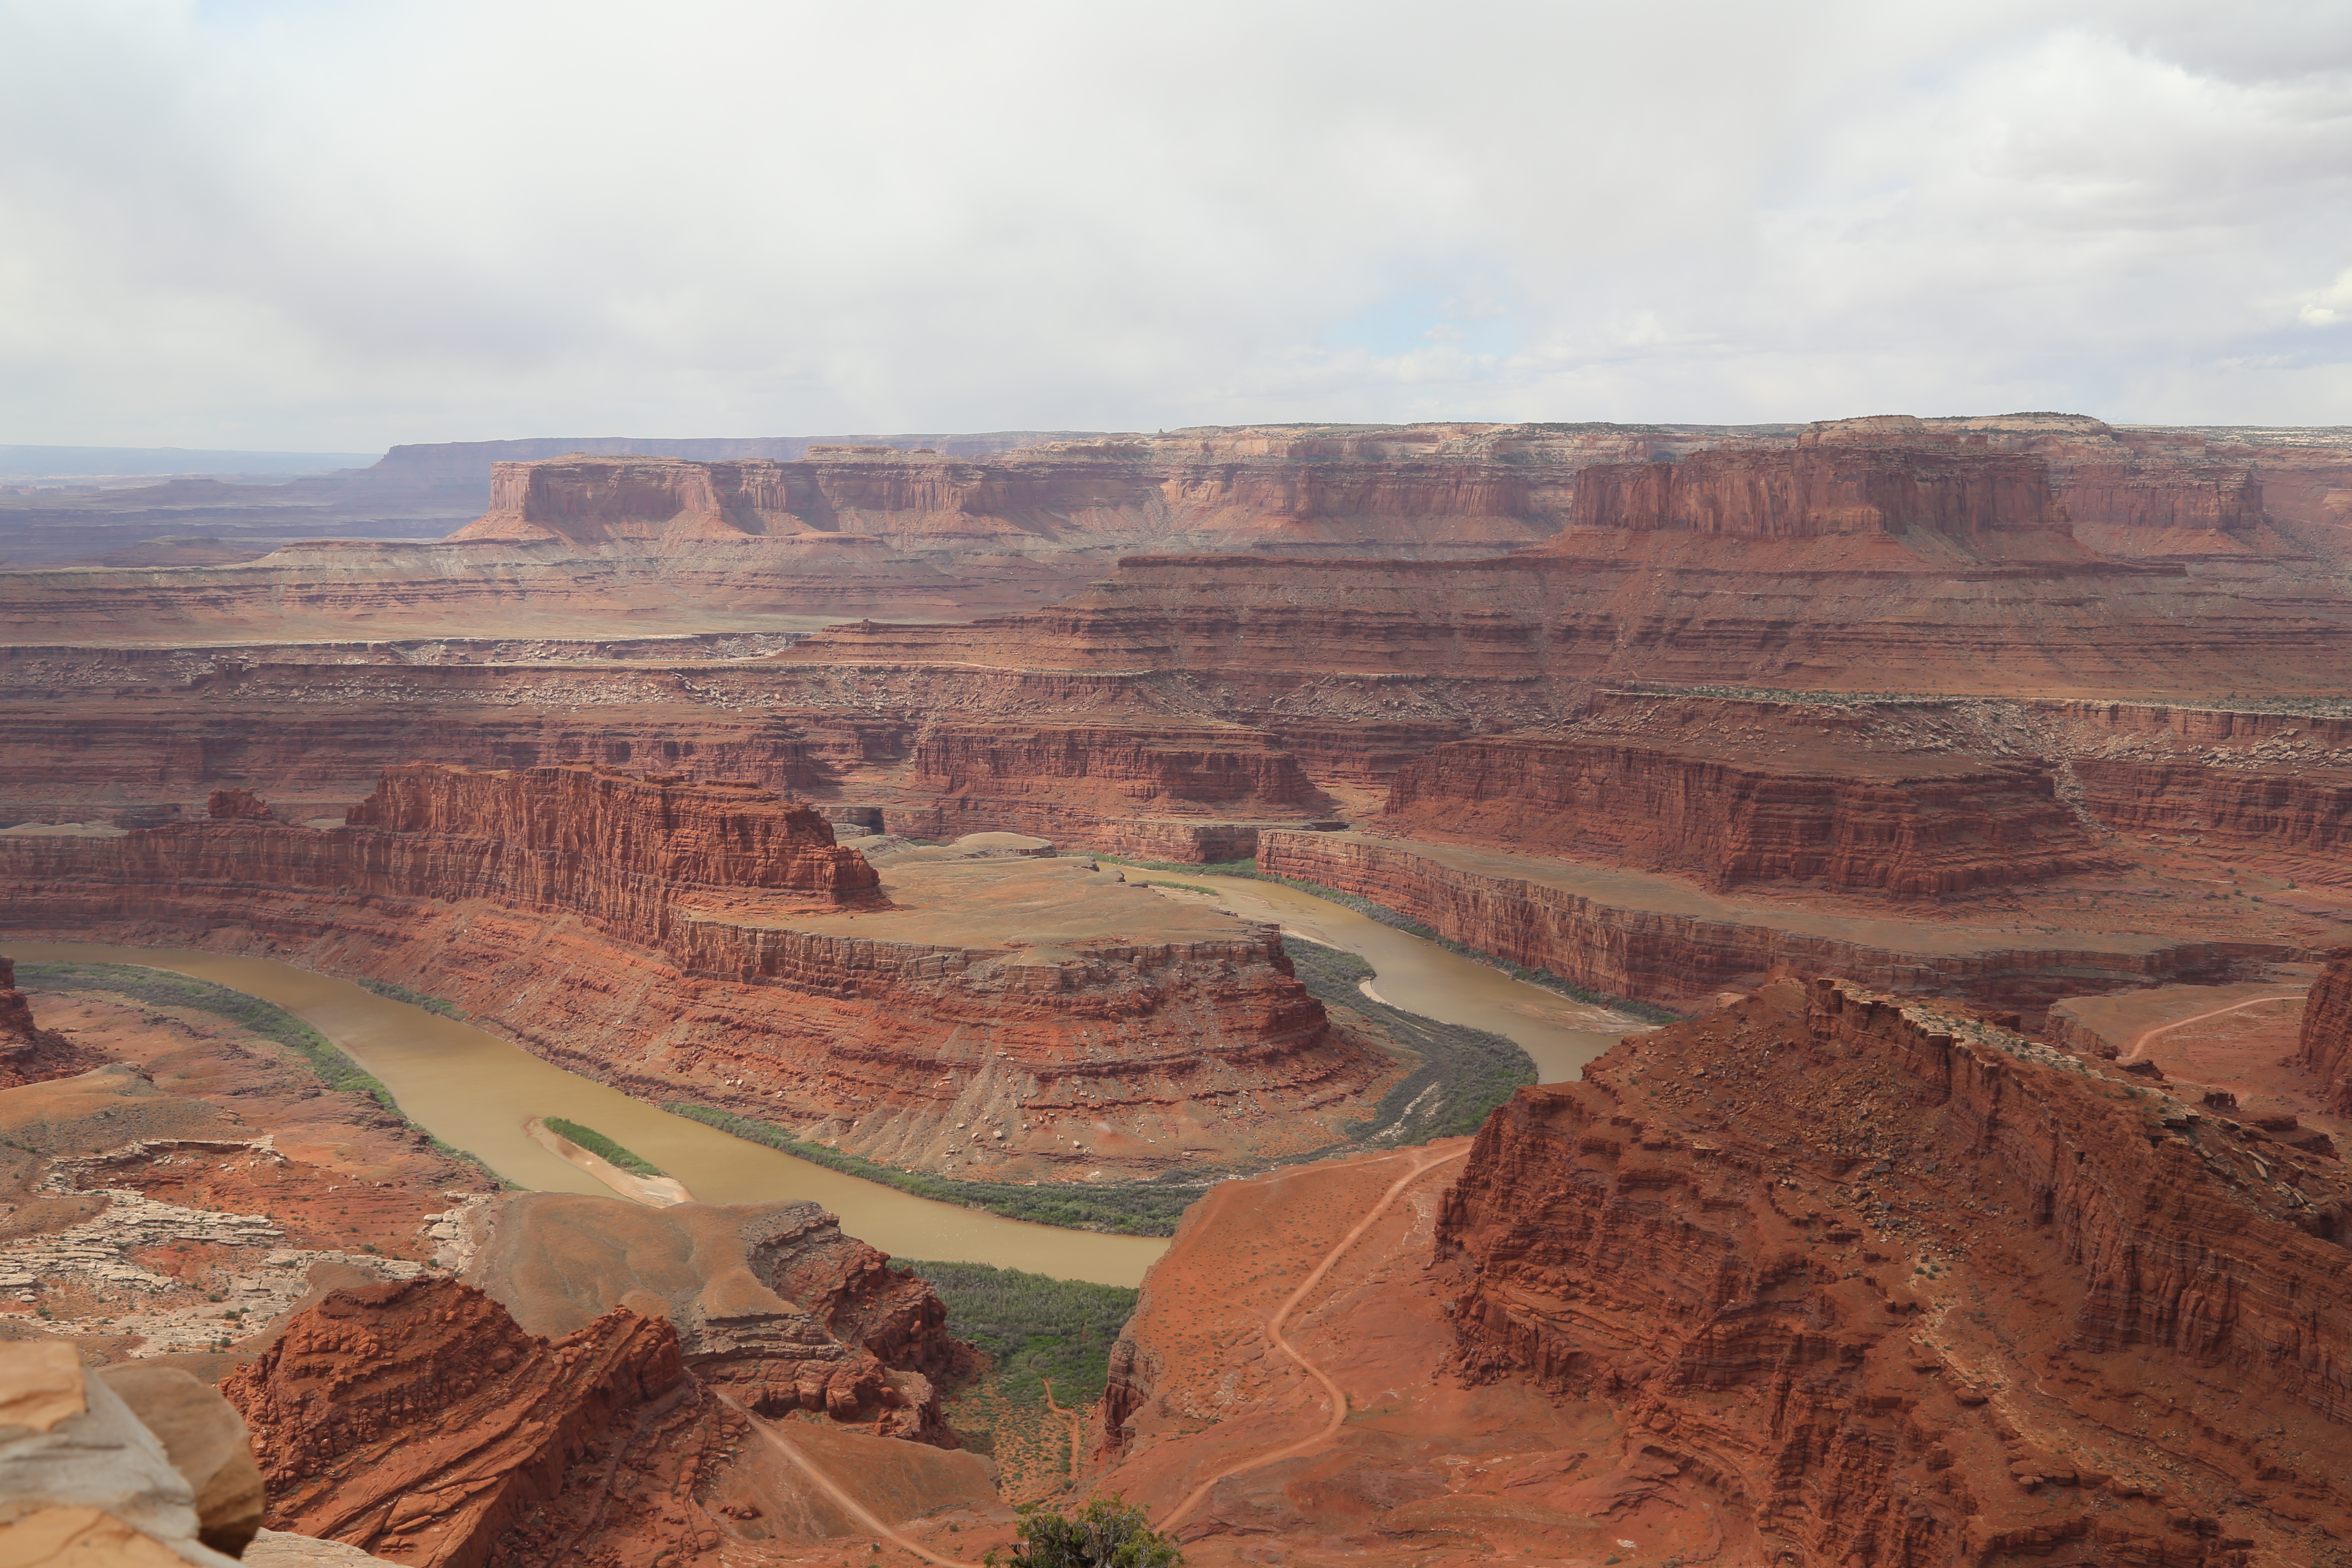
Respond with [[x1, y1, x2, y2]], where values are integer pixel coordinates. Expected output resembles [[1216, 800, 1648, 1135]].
[[540, 1116, 665, 1177], [21, 961, 396, 1106], [14, 960, 506, 1182], [358, 978, 463, 1017], [1285, 943, 1536, 1140], [664, 1104, 1201, 1235], [904, 1260, 1137, 1415]]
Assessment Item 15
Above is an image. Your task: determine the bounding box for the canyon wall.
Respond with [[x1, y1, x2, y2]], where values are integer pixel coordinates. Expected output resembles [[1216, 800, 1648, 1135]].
[[1571, 443, 2073, 547], [1258, 830, 2282, 1017], [6, 412, 2341, 649], [1376, 735, 2119, 896], [2072, 758, 2352, 861], [781, 538, 2352, 702], [2297, 953, 2352, 1115], [0, 765, 1389, 1180], [1437, 975, 2352, 1566], [885, 720, 1340, 860]]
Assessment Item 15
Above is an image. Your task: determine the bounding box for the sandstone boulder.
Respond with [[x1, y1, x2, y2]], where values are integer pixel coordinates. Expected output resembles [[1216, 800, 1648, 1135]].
[[99, 1363, 265, 1558]]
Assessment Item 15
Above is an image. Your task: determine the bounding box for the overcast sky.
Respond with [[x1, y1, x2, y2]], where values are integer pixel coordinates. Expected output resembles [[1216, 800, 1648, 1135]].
[[3, 0, 2348, 449]]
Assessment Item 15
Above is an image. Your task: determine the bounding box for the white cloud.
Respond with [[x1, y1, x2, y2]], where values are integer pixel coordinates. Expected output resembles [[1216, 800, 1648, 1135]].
[[0, 0, 2346, 446]]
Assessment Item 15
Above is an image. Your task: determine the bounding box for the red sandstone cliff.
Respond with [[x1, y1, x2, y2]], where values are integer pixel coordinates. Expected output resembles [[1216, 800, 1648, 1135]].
[[1569, 442, 2081, 552], [2297, 953, 2352, 1115], [1375, 733, 2119, 897], [344, 761, 879, 911], [223, 1276, 714, 1567], [1437, 975, 2352, 1566], [778, 535, 2352, 702], [884, 720, 1338, 860]]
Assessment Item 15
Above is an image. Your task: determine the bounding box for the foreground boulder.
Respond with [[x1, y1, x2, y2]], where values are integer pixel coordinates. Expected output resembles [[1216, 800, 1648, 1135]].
[[0, 1339, 251, 1564]]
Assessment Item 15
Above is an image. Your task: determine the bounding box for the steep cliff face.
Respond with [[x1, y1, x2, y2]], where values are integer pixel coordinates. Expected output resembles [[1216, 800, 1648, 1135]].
[[345, 761, 879, 905], [2072, 757, 2352, 860], [222, 1276, 718, 1567], [445, 428, 1783, 563], [2297, 954, 2352, 1115], [1377, 734, 2118, 896], [885, 720, 1338, 860], [0, 691, 862, 828], [1437, 976, 2352, 1567], [1571, 443, 2078, 551], [464, 1194, 964, 1445], [0, 766, 1390, 1179]]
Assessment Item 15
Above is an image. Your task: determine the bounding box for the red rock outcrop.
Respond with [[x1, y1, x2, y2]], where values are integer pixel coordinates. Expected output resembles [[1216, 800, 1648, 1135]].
[[1436, 975, 2352, 1566], [222, 1275, 721, 1567], [2297, 953, 2352, 1115], [0, 765, 1391, 1179], [0, 954, 94, 1089], [883, 720, 1338, 861], [1257, 830, 2285, 1019], [342, 761, 879, 914], [464, 1193, 964, 1444], [1376, 733, 2119, 896]]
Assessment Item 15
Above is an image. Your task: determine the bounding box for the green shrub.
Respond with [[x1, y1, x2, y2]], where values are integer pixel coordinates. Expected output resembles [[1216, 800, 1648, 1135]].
[[541, 1116, 665, 1177], [988, 1494, 1182, 1568]]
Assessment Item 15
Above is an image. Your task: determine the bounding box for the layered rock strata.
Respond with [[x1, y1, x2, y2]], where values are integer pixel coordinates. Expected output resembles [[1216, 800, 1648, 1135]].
[[884, 720, 1341, 861], [12, 413, 2343, 660], [1376, 733, 2119, 896], [463, 1192, 963, 1443], [2297, 953, 2352, 1115], [1437, 975, 2352, 1566], [780, 536, 2352, 703], [223, 1276, 718, 1566], [1258, 830, 2285, 1019], [0, 765, 1391, 1179]]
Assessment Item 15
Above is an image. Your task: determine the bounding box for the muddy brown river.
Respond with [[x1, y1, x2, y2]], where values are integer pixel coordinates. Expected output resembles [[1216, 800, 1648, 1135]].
[[10, 894, 1641, 1287]]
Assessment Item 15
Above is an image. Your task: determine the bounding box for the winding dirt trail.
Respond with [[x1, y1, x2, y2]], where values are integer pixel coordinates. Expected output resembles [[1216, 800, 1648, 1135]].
[[2123, 995, 2303, 1063], [1156, 1143, 1470, 1532], [1041, 1377, 1084, 1482], [714, 1389, 980, 1568]]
